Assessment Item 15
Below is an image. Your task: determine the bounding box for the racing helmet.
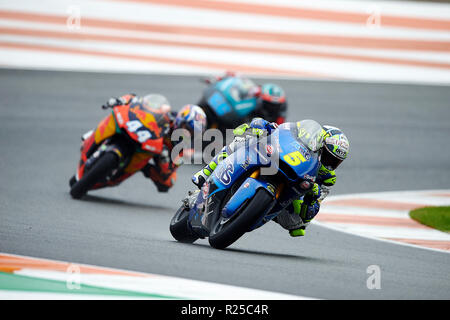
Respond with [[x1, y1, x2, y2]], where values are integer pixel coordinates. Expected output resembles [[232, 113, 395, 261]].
[[321, 125, 350, 170], [142, 94, 171, 112], [257, 83, 287, 124], [175, 104, 207, 137]]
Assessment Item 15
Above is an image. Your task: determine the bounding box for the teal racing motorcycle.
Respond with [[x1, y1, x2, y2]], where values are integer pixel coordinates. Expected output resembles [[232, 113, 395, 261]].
[[197, 77, 258, 134], [170, 120, 324, 249]]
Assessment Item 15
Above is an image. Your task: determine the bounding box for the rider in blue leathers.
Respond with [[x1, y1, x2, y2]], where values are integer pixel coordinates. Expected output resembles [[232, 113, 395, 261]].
[[192, 118, 350, 237]]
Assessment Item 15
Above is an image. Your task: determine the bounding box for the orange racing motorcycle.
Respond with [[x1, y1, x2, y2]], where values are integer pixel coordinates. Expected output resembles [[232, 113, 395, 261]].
[[69, 94, 177, 199]]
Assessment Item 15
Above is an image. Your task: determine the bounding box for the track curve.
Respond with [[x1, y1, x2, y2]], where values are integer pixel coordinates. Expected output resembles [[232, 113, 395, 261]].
[[0, 69, 449, 299]]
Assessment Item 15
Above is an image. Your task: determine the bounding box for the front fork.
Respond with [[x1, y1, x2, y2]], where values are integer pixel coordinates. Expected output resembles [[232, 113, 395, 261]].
[[188, 168, 285, 237], [77, 133, 129, 182], [85, 141, 123, 170]]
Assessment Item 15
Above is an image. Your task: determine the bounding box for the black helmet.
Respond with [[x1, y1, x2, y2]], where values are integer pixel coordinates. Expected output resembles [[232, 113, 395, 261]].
[[257, 83, 287, 124]]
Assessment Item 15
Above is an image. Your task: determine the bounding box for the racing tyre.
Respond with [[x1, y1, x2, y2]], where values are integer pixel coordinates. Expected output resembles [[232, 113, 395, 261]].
[[70, 152, 119, 199], [170, 206, 199, 243], [208, 189, 273, 249], [69, 175, 76, 188]]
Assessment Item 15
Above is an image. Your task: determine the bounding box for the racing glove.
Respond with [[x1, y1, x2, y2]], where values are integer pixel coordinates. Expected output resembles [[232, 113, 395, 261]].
[[101, 94, 136, 109], [192, 170, 208, 189], [249, 117, 278, 134], [288, 183, 321, 237], [318, 164, 337, 187]]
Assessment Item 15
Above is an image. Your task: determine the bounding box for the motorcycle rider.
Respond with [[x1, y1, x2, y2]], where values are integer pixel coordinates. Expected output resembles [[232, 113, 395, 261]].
[[275, 124, 349, 236], [96, 93, 207, 192], [191, 118, 349, 236], [204, 71, 287, 125]]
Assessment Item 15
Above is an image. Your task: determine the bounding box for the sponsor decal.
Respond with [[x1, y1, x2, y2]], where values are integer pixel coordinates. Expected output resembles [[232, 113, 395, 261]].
[[266, 144, 273, 156], [299, 145, 311, 161], [218, 162, 234, 185], [116, 111, 124, 125], [202, 181, 210, 199], [300, 181, 311, 190], [240, 158, 250, 170], [267, 184, 275, 194], [234, 102, 254, 110], [290, 141, 301, 150], [335, 148, 347, 158], [144, 144, 157, 152], [243, 182, 250, 189], [326, 137, 349, 150], [290, 141, 310, 160]]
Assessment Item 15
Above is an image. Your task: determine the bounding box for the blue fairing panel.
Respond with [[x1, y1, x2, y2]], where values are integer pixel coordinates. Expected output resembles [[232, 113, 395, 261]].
[[209, 140, 271, 195], [211, 78, 257, 118], [221, 177, 275, 219], [207, 91, 232, 116], [233, 99, 257, 118], [276, 127, 320, 181]]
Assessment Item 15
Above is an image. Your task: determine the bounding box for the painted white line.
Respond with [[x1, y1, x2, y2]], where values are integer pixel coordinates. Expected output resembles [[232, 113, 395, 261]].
[[0, 290, 146, 300], [323, 189, 450, 201], [319, 222, 450, 241], [18, 269, 311, 300], [317, 190, 450, 253], [219, 0, 450, 20], [320, 205, 411, 218], [0, 0, 449, 83], [2, 19, 450, 64], [3, 33, 450, 83], [3, 0, 450, 39], [0, 252, 314, 300], [315, 220, 450, 254]]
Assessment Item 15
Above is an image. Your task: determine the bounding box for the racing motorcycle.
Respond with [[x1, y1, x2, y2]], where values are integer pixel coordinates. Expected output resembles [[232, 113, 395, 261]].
[[197, 76, 259, 134], [69, 97, 172, 199], [169, 120, 323, 249]]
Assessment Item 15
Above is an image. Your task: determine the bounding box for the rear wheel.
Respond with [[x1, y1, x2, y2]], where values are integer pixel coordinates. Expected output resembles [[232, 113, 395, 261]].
[[208, 189, 274, 249], [70, 152, 119, 199], [170, 206, 200, 243]]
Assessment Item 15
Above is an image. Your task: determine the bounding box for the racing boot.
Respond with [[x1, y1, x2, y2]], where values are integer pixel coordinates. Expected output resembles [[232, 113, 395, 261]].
[[289, 227, 306, 237], [287, 186, 321, 237], [287, 199, 308, 237]]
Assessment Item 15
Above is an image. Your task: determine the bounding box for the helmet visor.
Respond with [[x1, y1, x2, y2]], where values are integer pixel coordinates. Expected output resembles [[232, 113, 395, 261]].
[[321, 146, 343, 170]]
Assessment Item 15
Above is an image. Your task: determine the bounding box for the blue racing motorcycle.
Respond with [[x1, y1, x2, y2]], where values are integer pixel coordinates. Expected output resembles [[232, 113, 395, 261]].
[[170, 120, 324, 249]]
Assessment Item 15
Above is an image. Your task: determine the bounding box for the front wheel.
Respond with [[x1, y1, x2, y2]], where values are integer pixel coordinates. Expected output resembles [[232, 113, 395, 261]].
[[170, 206, 199, 243], [208, 189, 274, 249], [70, 152, 119, 199]]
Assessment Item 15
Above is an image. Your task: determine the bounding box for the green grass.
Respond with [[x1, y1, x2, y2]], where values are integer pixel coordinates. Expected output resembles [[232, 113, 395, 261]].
[[409, 206, 450, 232]]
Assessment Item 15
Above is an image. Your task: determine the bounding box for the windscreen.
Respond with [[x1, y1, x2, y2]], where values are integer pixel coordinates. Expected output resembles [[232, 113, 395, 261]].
[[295, 120, 324, 152], [226, 78, 257, 102], [142, 94, 171, 111]]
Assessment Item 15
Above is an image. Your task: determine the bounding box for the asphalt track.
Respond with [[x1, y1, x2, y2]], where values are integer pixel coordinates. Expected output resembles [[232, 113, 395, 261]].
[[0, 69, 449, 299]]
